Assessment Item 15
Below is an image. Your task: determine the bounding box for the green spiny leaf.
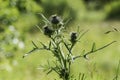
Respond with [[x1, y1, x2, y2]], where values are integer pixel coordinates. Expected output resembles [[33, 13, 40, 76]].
[[40, 42, 47, 49], [39, 13, 51, 25], [81, 50, 85, 55], [91, 42, 96, 52], [49, 41, 51, 49], [47, 69, 52, 75], [77, 30, 89, 41], [63, 41, 70, 53], [23, 48, 37, 58], [36, 25, 43, 33], [32, 41, 38, 48], [64, 17, 72, 26]]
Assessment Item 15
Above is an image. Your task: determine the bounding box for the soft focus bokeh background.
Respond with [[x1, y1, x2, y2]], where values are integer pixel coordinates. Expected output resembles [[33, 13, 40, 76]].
[[0, 0, 120, 80]]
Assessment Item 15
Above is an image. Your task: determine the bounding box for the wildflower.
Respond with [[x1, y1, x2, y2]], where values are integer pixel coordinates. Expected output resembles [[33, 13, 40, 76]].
[[43, 26, 54, 37], [50, 14, 61, 24], [70, 32, 77, 44]]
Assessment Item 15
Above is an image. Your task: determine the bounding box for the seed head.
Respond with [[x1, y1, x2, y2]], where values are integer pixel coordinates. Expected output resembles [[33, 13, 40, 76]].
[[50, 14, 61, 24], [43, 26, 54, 37], [70, 32, 77, 43]]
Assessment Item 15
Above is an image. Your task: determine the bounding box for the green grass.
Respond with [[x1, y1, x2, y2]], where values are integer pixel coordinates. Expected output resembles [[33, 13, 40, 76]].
[[0, 21, 120, 80]]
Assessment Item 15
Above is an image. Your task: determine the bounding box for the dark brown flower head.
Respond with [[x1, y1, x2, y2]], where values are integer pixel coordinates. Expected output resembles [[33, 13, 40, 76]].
[[43, 26, 54, 37], [50, 14, 61, 24], [70, 32, 77, 43]]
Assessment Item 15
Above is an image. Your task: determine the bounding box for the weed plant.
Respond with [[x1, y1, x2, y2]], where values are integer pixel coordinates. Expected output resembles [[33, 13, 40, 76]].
[[23, 14, 116, 80]]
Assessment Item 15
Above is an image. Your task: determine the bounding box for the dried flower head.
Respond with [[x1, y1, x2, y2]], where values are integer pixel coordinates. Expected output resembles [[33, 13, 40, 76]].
[[70, 32, 77, 44], [50, 14, 61, 24], [43, 26, 54, 37]]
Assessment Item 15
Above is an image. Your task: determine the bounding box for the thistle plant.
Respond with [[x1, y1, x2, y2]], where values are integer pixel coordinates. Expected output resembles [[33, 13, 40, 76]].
[[23, 14, 116, 80]]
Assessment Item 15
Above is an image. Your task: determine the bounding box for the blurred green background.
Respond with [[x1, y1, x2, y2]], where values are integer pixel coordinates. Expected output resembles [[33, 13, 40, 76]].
[[0, 0, 120, 80]]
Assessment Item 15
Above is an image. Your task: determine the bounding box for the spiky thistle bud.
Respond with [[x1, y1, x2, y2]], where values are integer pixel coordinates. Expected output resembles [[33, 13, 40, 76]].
[[43, 26, 54, 37], [50, 14, 61, 24], [70, 32, 77, 44]]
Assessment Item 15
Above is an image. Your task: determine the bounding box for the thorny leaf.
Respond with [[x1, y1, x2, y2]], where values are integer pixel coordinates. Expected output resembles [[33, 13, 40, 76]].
[[83, 55, 89, 60], [77, 30, 89, 41], [64, 17, 72, 27], [81, 50, 85, 55], [86, 41, 116, 55], [23, 48, 37, 58], [39, 13, 51, 25], [23, 41, 38, 58], [48, 41, 52, 49], [23, 41, 47, 58], [36, 25, 43, 33], [105, 27, 119, 34], [113, 27, 119, 32], [43, 61, 60, 75], [23, 47, 45, 58], [47, 69, 53, 75], [73, 41, 116, 60], [104, 31, 112, 34], [91, 42, 96, 52], [40, 42, 48, 49], [63, 41, 70, 53], [32, 41, 38, 48]]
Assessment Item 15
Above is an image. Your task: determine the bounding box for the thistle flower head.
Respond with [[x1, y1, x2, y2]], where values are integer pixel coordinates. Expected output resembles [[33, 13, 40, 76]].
[[50, 14, 61, 24], [70, 32, 77, 44], [43, 25, 54, 37]]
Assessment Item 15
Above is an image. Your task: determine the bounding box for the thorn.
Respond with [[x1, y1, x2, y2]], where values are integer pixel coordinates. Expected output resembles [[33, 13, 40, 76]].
[[113, 27, 119, 32], [83, 55, 89, 60], [22, 54, 28, 58], [104, 31, 112, 34]]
